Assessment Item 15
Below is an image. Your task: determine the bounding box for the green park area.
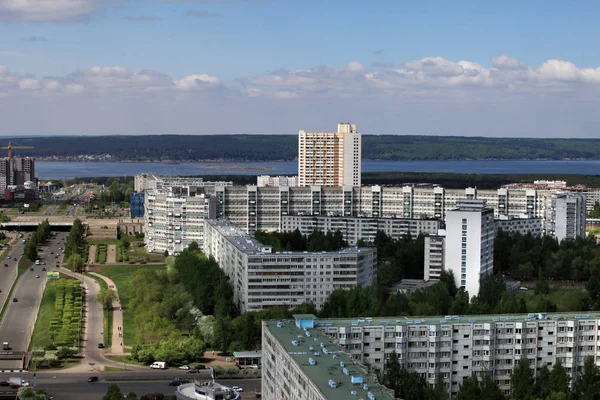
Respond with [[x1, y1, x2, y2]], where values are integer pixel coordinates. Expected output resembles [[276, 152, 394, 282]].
[[93, 264, 164, 345]]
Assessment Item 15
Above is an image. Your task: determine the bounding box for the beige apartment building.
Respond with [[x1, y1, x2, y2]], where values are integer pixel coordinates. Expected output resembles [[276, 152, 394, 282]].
[[298, 123, 361, 187]]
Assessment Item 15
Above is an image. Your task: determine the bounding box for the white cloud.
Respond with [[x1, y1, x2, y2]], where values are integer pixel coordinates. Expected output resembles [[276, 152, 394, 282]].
[[174, 74, 220, 91], [18, 78, 40, 89], [2, 56, 600, 136], [0, 0, 97, 22]]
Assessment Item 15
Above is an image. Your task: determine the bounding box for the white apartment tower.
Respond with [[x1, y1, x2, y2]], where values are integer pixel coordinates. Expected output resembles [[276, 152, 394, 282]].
[[445, 199, 495, 296], [298, 123, 361, 187], [545, 193, 586, 241]]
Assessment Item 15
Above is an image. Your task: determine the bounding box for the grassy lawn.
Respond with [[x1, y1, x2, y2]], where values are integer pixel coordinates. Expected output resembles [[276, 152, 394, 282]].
[[29, 282, 58, 349], [105, 355, 148, 367], [87, 238, 121, 245], [55, 204, 68, 215], [93, 264, 165, 346], [92, 276, 113, 348]]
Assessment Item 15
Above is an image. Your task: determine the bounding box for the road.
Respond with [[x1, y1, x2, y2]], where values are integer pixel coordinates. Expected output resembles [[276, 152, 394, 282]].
[[0, 372, 260, 400], [0, 236, 25, 322], [0, 233, 65, 369]]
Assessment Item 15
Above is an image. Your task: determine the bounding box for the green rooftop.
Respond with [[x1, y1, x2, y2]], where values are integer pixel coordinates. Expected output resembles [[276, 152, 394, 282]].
[[264, 319, 395, 400]]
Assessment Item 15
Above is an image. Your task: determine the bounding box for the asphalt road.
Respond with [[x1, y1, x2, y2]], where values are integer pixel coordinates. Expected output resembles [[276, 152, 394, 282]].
[[0, 372, 260, 400], [0, 233, 66, 369], [0, 237, 25, 322]]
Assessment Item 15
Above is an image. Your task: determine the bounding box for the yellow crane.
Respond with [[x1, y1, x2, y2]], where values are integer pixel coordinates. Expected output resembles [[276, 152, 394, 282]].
[[0, 141, 34, 159]]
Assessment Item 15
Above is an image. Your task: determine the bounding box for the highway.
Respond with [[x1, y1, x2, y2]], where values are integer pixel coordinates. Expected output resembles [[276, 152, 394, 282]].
[[0, 236, 25, 323], [0, 372, 261, 399], [0, 233, 66, 369]]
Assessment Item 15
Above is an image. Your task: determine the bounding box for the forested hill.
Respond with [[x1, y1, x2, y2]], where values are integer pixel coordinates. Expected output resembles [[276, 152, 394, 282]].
[[5, 135, 600, 161]]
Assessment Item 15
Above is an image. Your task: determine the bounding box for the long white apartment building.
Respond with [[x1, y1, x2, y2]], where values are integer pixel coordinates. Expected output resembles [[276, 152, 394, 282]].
[[203, 219, 377, 313], [298, 123, 361, 187], [144, 186, 217, 255], [143, 182, 589, 254], [281, 214, 441, 245], [135, 173, 232, 193], [256, 175, 298, 187], [265, 312, 600, 398], [445, 199, 495, 296]]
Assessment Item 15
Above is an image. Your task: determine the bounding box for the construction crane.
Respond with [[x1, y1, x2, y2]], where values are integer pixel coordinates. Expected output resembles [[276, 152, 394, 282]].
[[0, 141, 34, 159], [0, 141, 35, 186]]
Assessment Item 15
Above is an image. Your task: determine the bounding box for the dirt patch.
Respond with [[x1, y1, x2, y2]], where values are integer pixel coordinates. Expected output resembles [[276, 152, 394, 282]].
[[107, 245, 117, 264]]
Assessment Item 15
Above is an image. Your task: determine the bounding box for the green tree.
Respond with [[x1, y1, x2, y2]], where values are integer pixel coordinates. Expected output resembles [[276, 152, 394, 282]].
[[66, 253, 85, 272], [104, 384, 124, 400], [549, 359, 570, 395], [479, 372, 505, 400], [511, 358, 535, 400], [456, 375, 481, 400], [96, 288, 116, 310], [572, 356, 600, 400], [124, 393, 138, 400], [536, 364, 551, 399]]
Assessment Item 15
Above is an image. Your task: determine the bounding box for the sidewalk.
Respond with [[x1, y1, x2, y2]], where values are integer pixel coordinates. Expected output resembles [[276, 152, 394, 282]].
[[89, 272, 125, 356]]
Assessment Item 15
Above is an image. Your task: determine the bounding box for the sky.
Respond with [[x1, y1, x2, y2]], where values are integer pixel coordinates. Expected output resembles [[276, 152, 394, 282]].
[[1, 0, 600, 137]]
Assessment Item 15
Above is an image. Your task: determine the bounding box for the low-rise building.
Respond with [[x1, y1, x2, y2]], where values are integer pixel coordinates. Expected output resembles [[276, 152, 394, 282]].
[[495, 215, 543, 236], [203, 219, 377, 313]]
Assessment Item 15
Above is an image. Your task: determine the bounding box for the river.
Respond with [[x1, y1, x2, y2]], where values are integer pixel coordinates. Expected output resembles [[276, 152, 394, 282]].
[[35, 160, 600, 180]]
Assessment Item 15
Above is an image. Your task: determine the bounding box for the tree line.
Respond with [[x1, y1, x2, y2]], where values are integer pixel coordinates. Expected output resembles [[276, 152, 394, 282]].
[[10, 135, 600, 161], [254, 229, 347, 252], [23, 219, 51, 261], [382, 353, 600, 400]]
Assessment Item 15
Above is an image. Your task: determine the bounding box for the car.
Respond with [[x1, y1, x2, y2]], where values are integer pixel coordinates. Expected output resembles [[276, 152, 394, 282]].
[[88, 376, 98, 382], [187, 369, 200, 374], [178, 365, 190, 370], [169, 378, 190, 386], [98, 343, 104, 349], [58, 247, 62, 250], [4, 264, 7, 268], [42, 267, 46, 271], [30, 268, 34, 271], [35, 275, 40, 278], [55, 255, 58, 258], [0, 381, 8, 386], [50, 251, 54, 254], [12, 298, 17, 302], [232, 386, 243, 392], [194, 364, 206, 370], [6, 256, 10, 259]]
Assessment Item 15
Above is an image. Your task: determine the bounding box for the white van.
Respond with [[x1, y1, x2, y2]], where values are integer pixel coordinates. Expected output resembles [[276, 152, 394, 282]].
[[150, 361, 166, 369]]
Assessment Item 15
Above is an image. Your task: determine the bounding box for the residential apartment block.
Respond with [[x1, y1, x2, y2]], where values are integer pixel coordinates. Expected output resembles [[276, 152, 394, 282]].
[[262, 315, 395, 400], [424, 234, 445, 281], [203, 219, 377, 313], [141, 179, 589, 255], [545, 193, 587, 241], [264, 312, 600, 398], [298, 123, 361, 187], [445, 199, 495, 296], [281, 214, 441, 246], [144, 187, 217, 255], [257, 175, 298, 187]]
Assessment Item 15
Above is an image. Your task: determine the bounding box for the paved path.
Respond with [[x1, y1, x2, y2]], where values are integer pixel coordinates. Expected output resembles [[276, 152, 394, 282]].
[[57, 268, 144, 373], [87, 244, 96, 265], [107, 245, 117, 264], [88, 272, 124, 356]]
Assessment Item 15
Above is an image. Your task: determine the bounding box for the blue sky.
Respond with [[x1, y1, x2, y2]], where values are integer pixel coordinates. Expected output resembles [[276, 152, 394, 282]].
[[0, 0, 599, 136]]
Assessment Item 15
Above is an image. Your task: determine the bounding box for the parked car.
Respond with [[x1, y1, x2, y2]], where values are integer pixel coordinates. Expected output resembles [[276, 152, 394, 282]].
[[98, 343, 104, 349], [12, 298, 17, 302], [4, 264, 7, 268], [35, 275, 40, 278], [88, 376, 98, 382]]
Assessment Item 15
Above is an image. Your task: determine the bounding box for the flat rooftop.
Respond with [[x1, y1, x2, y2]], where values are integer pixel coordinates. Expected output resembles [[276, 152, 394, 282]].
[[264, 320, 395, 400], [206, 219, 373, 256], [314, 311, 600, 328]]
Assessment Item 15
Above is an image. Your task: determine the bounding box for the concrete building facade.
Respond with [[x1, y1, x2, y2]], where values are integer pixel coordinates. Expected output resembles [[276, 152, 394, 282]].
[[203, 219, 377, 313], [444, 199, 495, 296], [257, 175, 298, 187], [281, 214, 441, 245], [298, 123, 361, 187], [545, 193, 587, 241], [266, 312, 600, 398]]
